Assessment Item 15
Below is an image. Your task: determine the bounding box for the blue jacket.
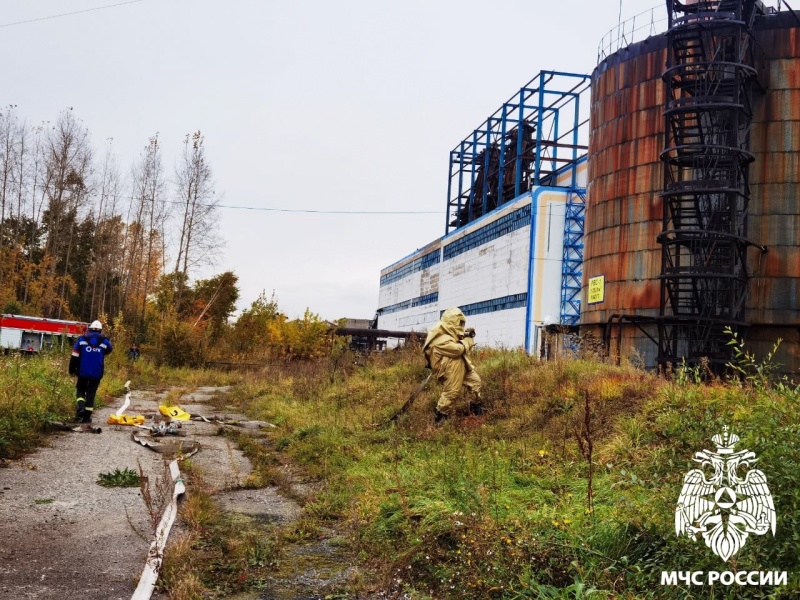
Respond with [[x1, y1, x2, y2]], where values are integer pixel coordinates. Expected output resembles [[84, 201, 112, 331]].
[[70, 332, 113, 379]]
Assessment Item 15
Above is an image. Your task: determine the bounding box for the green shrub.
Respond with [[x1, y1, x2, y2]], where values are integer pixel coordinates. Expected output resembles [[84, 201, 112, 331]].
[[97, 467, 140, 487]]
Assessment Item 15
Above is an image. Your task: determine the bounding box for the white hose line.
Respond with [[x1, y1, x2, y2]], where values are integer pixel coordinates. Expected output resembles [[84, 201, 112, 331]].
[[116, 380, 132, 417], [130, 459, 185, 600]]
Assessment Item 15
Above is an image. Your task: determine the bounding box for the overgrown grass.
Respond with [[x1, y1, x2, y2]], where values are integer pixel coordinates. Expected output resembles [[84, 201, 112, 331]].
[[0, 353, 75, 458], [158, 460, 279, 598], [219, 345, 800, 599], [10, 341, 798, 598], [102, 351, 242, 395]]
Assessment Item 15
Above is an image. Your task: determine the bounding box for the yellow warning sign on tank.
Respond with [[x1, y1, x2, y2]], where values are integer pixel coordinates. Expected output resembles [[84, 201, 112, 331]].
[[588, 275, 605, 304]]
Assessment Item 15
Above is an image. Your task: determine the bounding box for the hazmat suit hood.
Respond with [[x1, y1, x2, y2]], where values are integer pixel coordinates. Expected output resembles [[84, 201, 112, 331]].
[[423, 307, 466, 352]]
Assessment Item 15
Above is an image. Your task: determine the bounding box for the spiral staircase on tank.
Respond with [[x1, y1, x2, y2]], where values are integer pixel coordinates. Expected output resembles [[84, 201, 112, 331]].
[[657, 0, 767, 370]]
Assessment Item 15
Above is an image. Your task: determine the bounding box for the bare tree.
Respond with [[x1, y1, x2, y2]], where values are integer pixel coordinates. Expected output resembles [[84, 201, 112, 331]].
[[0, 106, 16, 241], [40, 109, 93, 317], [0, 106, 21, 297], [8, 114, 30, 304], [85, 139, 126, 318], [14, 120, 27, 227], [0, 108, 232, 327], [20, 124, 52, 307], [173, 131, 221, 279], [126, 134, 167, 329]]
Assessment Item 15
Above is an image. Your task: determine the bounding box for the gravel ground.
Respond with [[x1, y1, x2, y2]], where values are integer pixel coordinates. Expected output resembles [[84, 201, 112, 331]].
[[0, 385, 250, 600]]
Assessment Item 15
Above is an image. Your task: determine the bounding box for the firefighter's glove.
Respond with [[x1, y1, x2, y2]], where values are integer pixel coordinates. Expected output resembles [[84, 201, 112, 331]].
[[461, 336, 476, 352]]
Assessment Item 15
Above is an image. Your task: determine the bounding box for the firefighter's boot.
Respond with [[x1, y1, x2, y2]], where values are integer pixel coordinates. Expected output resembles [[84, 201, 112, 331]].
[[468, 392, 485, 416], [74, 398, 86, 423]]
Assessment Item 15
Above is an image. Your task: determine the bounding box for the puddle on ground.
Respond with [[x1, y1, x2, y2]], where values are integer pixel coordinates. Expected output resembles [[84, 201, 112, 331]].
[[223, 516, 354, 600], [218, 486, 355, 599], [260, 530, 354, 599]]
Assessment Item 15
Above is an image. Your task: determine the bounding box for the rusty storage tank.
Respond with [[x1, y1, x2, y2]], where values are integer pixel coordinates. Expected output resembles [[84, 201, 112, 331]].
[[582, 6, 800, 371]]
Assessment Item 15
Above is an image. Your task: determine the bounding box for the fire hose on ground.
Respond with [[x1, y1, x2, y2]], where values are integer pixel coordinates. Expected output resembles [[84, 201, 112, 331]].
[[130, 458, 185, 600]]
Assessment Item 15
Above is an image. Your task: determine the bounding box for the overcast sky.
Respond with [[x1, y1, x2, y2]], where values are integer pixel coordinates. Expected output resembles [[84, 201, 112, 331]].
[[0, 0, 782, 321]]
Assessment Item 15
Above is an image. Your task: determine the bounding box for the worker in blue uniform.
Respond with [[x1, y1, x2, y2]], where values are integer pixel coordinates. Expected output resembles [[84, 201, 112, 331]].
[[69, 320, 113, 423]]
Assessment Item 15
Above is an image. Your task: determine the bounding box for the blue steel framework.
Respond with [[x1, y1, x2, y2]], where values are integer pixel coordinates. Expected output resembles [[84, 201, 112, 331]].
[[560, 188, 586, 325], [445, 70, 591, 235], [379, 72, 592, 340]]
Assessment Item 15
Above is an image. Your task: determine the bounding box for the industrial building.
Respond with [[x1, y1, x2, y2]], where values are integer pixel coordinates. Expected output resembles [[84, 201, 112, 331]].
[[377, 1, 800, 371], [377, 72, 591, 354]]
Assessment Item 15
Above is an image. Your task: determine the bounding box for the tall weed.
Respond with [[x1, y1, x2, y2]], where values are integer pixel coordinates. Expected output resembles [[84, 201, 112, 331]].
[[0, 353, 74, 459]]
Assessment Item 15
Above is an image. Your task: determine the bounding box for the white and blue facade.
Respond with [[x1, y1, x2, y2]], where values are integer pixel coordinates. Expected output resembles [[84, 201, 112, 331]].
[[377, 71, 591, 353], [378, 160, 587, 353], [377, 71, 592, 353]]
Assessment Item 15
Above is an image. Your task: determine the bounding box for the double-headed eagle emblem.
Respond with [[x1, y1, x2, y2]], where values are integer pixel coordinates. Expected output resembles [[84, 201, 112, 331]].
[[675, 427, 776, 561]]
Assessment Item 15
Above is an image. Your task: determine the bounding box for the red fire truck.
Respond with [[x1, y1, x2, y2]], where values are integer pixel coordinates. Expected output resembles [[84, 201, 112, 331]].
[[0, 315, 88, 354]]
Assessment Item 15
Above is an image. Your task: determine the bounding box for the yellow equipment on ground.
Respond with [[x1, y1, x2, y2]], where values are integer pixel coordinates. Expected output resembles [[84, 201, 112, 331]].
[[107, 413, 146, 426], [159, 405, 192, 421]]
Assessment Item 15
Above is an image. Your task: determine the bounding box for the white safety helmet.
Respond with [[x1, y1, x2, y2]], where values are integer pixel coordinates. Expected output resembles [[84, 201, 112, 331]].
[[89, 320, 103, 331]]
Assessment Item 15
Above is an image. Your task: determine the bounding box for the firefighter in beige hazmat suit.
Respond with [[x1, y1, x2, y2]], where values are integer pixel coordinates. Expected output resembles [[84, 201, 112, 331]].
[[422, 307, 483, 422]]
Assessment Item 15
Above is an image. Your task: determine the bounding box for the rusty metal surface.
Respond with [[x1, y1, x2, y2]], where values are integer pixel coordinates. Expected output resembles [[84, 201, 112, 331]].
[[585, 321, 800, 375], [584, 47, 667, 325], [747, 24, 800, 325], [582, 322, 659, 369], [584, 22, 800, 329]]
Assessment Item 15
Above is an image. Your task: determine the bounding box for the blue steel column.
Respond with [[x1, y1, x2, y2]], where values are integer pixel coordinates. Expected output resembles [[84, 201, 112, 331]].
[[550, 108, 560, 177], [524, 189, 540, 353], [533, 73, 546, 185], [446, 151, 455, 234], [457, 142, 467, 231], [560, 187, 586, 325], [571, 93, 580, 187], [559, 86, 585, 325], [497, 104, 509, 206], [467, 131, 479, 223], [514, 88, 526, 198], [481, 119, 494, 216]]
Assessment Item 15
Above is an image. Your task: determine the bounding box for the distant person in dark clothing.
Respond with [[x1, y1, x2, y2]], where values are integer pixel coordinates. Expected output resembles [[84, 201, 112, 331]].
[[69, 320, 113, 423], [128, 343, 140, 361]]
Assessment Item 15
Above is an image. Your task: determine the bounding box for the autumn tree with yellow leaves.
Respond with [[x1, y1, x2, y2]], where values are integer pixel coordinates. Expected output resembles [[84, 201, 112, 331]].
[[0, 106, 344, 366]]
